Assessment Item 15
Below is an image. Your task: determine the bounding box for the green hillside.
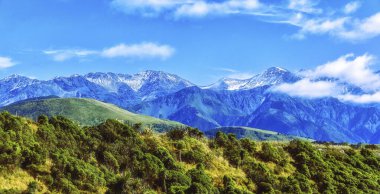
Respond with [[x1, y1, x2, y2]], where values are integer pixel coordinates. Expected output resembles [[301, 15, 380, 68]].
[[205, 126, 311, 141], [0, 112, 380, 193], [0, 97, 185, 132]]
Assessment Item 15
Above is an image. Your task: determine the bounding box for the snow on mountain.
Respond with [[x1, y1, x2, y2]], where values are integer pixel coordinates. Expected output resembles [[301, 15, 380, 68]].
[[242, 67, 300, 89], [127, 70, 195, 100], [203, 67, 300, 91], [0, 70, 194, 107], [84, 70, 195, 101], [84, 72, 132, 92]]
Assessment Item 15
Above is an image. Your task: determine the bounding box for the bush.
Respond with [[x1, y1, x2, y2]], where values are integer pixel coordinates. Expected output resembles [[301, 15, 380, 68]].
[[167, 129, 186, 140], [186, 164, 218, 193], [240, 138, 257, 153], [215, 131, 228, 147], [165, 170, 191, 189], [102, 151, 119, 172], [37, 115, 49, 125], [25, 181, 38, 194], [169, 185, 187, 194], [1, 113, 380, 193], [186, 127, 204, 139], [257, 182, 274, 194]]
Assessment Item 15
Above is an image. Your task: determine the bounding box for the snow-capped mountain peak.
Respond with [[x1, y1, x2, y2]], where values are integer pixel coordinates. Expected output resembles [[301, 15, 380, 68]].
[[204, 67, 298, 91], [127, 70, 193, 91], [241, 67, 294, 89]]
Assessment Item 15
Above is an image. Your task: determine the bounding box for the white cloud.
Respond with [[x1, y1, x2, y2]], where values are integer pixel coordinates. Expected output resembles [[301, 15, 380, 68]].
[[288, 0, 322, 14], [288, 11, 380, 41], [43, 49, 97, 62], [339, 92, 380, 104], [338, 12, 380, 41], [272, 53, 380, 104], [174, 0, 261, 18], [101, 43, 175, 59], [44, 43, 175, 61], [343, 1, 361, 14], [0, 56, 16, 69], [292, 16, 348, 39], [175, 1, 211, 17], [303, 17, 347, 34], [272, 79, 338, 98], [304, 54, 380, 91], [111, 0, 262, 18], [111, 1, 380, 41], [273, 2, 380, 41]]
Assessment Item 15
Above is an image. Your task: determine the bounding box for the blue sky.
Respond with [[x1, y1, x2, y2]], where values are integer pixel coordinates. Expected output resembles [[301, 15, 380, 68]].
[[1, 0, 380, 85]]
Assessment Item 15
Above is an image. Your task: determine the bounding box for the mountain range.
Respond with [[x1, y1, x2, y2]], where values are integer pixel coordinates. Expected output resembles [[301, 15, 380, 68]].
[[0, 70, 194, 108], [2, 67, 380, 143]]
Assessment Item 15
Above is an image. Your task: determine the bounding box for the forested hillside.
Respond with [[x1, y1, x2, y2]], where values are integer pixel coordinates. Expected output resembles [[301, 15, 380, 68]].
[[0, 112, 380, 193]]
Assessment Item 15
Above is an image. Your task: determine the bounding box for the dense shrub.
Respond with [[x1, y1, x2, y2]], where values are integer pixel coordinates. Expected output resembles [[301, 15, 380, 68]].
[[0, 113, 380, 193]]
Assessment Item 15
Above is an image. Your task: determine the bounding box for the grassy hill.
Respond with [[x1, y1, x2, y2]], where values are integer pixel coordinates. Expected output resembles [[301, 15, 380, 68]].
[[0, 97, 185, 132], [0, 112, 380, 193], [205, 126, 311, 141]]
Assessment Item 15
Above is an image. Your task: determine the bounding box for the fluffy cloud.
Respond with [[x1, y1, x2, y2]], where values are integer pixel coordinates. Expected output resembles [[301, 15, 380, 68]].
[[44, 43, 175, 61], [273, 53, 380, 104], [288, 11, 380, 41], [305, 54, 380, 91], [272, 79, 338, 98], [102, 43, 175, 59], [343, 1, 361, 14], [0, 56, 16, 69]]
